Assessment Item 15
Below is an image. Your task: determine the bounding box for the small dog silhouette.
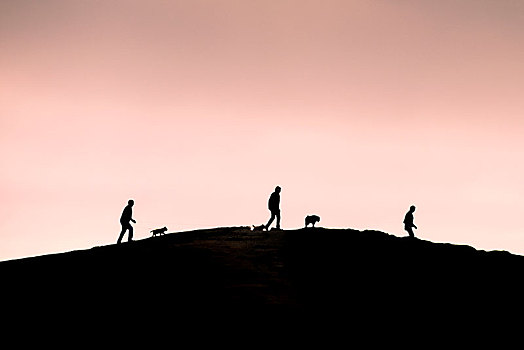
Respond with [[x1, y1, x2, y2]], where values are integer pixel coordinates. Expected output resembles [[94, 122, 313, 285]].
[[305, 215, 320, 228], [252, 224, 266, 232], [150, 227, 168, 237]]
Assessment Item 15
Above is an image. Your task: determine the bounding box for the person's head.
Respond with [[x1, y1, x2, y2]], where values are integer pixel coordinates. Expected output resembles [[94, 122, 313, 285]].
[[410, 205, 416, 212], [275, 186, 281, 193], [128, 199, 135, 206]]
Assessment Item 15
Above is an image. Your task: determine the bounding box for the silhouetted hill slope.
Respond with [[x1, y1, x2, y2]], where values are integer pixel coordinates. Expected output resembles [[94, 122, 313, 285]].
[[2, 227, 524, 335]]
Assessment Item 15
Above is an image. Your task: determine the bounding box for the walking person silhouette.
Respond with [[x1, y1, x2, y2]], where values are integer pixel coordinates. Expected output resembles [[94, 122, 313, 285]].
[[265, 186, 282, 230], [403, 205, 417, 238], [117, 199, 136, 244]]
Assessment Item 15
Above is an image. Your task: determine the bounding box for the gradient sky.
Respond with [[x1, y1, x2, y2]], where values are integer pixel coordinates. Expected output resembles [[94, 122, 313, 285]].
[[1, 0, 524, 260]]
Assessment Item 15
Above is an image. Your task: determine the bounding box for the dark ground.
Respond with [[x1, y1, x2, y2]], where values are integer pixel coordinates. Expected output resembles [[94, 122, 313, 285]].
[[1, 227, 523, 341]]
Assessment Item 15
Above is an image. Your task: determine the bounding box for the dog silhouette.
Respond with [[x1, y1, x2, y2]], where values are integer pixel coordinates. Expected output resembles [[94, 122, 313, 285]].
[[150, 227, 168, 237], [252, 224, 266, 232], [305, 215, 320, 228]]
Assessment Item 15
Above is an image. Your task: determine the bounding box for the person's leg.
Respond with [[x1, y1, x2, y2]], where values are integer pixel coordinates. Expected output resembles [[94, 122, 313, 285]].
[[266, 212, 276, 229], [128, 225, 134, 242], [117, 225, 127, 244], [276, 210, 281, 229], [406, 226, 414, 238]]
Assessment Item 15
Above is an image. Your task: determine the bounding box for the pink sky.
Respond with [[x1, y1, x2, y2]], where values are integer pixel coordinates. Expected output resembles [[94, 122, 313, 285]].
[[1, 0, 524, 260]]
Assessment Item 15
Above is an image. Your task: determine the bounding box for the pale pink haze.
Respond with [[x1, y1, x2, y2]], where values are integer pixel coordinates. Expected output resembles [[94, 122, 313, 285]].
[[1, 0, 524, 260]]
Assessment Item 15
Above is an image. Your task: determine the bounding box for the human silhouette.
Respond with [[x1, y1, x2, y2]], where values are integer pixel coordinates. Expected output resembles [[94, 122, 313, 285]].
[[265, 186, 281, 230], [117, 199, 136, 244], [403, 205, 417, 238]]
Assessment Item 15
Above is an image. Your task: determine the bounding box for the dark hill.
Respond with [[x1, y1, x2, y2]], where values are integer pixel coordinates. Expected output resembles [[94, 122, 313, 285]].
[[2, 227, 523, 338]]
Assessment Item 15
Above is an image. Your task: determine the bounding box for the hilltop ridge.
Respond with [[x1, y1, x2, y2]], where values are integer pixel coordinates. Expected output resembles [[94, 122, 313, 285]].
[[2, 226, 523, 334]]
